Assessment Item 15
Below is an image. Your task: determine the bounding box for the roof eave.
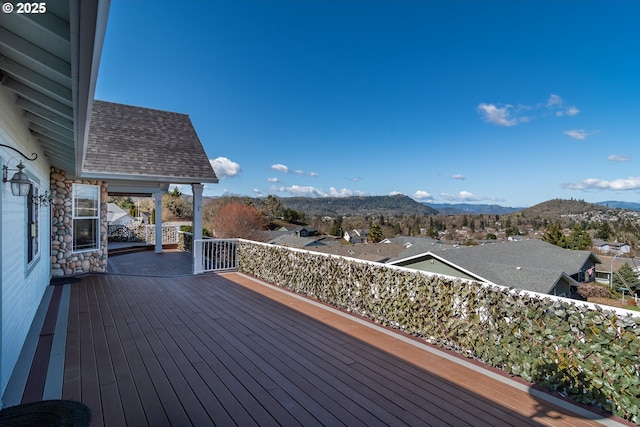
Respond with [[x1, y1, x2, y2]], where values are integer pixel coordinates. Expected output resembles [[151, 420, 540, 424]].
[[81, 171, 219, 184], [70, 0, 110, 177]]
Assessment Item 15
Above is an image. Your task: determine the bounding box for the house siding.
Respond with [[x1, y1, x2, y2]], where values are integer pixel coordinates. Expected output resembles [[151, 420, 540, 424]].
[[0, 87, 52, 398]]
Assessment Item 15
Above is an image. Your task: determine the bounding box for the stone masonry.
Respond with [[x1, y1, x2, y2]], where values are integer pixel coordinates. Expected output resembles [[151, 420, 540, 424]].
[[50, 167, 108, 277]]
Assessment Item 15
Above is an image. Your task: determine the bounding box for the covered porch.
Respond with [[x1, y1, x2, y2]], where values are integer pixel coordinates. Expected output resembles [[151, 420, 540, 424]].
[[2, 250, 625, 426]]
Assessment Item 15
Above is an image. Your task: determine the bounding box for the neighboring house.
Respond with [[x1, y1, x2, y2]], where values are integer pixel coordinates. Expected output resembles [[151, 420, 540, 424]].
[[267, 226, 322, 247], [268, 234, 327, 248], [294, 226, 317, 237], [387, 239, 601, 297], [381, 236, 443, 249], [592, 239, 631, 254], [344, 229, 368, 244], [0, 2, 217, 401], [107, 202, 134, 225]]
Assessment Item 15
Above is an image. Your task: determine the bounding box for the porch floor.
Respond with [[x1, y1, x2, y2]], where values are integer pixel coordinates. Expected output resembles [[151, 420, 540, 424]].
[[2, 250, 630, 426]]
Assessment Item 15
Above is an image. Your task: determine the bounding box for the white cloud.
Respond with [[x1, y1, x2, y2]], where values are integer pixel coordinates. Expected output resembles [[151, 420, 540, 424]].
[[608, 154, 630, 162], [252, 188, 263, 196], [547, 94, 563, 107], [547, 94, 581, 117], [564, 176, 640, 191], [564, 129, 589, 140], [390, 191, 403, 196], [271, 163, 290, 173], [477, 103, 519, 127], [451, 174, 465, 180], [566, 106, 580, 116], [270, 185, 327, 197], [481, 94, 579, 126], [309, 171, 319, 177], [268, 184, 365, 198], [210, 157, 241, 179], [440, 191, 483, 202], [329, 187, 365, 197], [294, 169, 304, 175], [412, 190, 433, 200], [267, 177, 281, 183]]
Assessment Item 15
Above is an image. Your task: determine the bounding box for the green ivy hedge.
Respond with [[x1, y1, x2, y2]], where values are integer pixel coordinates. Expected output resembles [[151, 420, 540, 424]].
[[237, 241, 640, 423]]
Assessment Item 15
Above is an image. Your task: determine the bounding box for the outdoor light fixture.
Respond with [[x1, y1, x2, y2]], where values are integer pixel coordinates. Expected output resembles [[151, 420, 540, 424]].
[[3, 161, 32, 196], [1, 143, 38, 196]]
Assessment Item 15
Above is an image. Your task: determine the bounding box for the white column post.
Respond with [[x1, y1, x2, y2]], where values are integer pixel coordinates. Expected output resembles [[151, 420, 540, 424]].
[[192, 184, 204, 242], [154, 191, 163, 253], [191, 184, 204, 274]]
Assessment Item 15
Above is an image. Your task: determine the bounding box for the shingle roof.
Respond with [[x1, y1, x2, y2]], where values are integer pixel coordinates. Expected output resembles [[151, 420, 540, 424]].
[[83, 100, 218, 183], [390, 239, 601, 294]]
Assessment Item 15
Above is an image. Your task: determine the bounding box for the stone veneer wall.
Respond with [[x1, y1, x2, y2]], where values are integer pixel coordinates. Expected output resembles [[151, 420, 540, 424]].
[[50, 167, 108, 277]]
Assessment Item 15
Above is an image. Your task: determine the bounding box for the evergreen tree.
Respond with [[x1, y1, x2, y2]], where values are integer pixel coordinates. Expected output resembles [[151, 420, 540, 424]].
[[118, 197, 135, 211], [565, 225, 592, 250], [393, 222, 402, 236], [542, 223, 565, 247], [368, 223, 384, 243], [329, 216, 343, 236], [595, 221, 613, 240], [612, 262, 639, 292]]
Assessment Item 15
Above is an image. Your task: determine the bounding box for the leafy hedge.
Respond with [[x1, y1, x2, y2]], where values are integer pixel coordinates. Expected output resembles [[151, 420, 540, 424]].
[[237, 241, 640, 423]]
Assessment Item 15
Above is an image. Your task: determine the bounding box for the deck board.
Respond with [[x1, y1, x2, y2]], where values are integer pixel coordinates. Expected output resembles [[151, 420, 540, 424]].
[[34, 250, 624, 426]]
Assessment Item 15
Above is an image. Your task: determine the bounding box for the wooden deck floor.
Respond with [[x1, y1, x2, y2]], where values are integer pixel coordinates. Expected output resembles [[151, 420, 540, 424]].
[[4, 250, 630, 426]]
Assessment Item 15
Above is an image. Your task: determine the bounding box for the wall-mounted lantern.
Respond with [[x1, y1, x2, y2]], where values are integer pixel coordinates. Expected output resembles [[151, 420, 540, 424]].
[[3, 160, 32, 196], [1, 143, 52, 205]]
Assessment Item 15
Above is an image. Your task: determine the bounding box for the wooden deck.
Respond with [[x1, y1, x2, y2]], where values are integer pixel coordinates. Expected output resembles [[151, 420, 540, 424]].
[[3, 250, 631, 426]]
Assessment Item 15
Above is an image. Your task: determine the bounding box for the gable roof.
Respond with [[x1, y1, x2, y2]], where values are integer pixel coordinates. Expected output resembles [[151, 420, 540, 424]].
[[390, 239, 601, 294], [268, 234, 326, 248], [83, 100, 218, 189]]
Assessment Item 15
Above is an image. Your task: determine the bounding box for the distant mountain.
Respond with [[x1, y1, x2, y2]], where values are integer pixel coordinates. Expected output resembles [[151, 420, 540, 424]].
[[280, 194, 438, 217], [519, 198, 604, 217], [425, 203, 523, 215], [596, 201, 640, 211]]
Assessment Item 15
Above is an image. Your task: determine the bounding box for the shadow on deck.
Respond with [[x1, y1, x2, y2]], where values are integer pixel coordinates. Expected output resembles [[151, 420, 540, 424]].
[[107, 246, 194, 277]]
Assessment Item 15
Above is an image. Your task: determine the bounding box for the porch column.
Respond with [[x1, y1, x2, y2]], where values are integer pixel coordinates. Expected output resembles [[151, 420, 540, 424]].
[[192, 184, 204, 242], [154, 191, 163, 253]]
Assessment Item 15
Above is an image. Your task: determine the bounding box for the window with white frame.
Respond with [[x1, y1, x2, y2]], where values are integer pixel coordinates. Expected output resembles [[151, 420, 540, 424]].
[[27, 184, 39, 263], [73, 184, 100, 251]]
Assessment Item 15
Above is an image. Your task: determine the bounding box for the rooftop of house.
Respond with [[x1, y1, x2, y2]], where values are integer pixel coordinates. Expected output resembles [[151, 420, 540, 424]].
[[267, 234, 326, 248], [106, 202, 131, 223], [389, 239, 601, 294], [83, 100, 218, 184]]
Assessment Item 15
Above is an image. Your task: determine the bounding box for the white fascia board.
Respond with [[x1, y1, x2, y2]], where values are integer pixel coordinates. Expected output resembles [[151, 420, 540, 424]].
[[81, 171, 217, 184], [71, 0, 110, 177]]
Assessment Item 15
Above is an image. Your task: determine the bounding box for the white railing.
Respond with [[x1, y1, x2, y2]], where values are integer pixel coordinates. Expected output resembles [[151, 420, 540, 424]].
[[193, 238, 238, 274], [145, 225, 180, 244]]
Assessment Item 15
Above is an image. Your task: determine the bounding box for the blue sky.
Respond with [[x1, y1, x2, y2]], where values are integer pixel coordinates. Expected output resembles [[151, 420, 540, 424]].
[[95, 1, 640, 207]]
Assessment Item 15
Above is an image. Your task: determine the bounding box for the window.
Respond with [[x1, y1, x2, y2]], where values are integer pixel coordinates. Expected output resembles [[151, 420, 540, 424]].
[[73, 184, 100, 251], [27, 184, 39, 263]]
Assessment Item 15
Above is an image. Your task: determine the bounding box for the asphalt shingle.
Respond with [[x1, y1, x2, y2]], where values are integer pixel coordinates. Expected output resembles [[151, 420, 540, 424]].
[[390, 239, 600, 294], [84, 100, 218, 182]]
